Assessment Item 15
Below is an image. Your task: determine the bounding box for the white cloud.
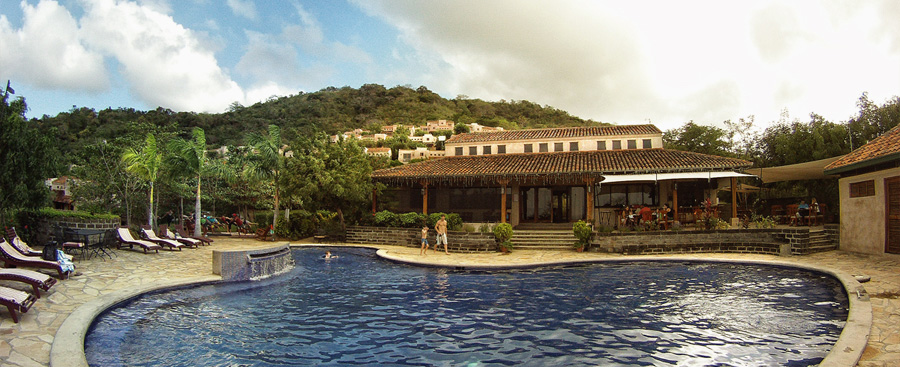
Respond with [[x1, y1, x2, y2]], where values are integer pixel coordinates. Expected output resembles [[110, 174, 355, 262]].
[[226, 0, 257, 20], [356, 0, 900, 130], [0, 0, 108, 91], [77, 0, 245, 112]]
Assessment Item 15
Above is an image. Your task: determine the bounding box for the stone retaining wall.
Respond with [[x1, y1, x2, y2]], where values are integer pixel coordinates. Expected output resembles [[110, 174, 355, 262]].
[[591, 228, 815, 256], [345, 226, 497, 253], [346, 226, 829, 256], [29, 217, 121, 246]]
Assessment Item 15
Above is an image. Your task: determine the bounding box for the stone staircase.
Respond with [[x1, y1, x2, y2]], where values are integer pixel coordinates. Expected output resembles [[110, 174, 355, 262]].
[[807, 229, 837, 253], [510, 229, 578, 250]]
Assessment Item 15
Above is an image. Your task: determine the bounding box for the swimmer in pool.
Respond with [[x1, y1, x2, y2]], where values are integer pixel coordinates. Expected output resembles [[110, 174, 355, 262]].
[[323, 251, 337, 259]]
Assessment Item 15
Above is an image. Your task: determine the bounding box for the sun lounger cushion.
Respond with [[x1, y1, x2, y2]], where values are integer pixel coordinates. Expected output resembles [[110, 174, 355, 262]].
[[0, 285, 36, 323]]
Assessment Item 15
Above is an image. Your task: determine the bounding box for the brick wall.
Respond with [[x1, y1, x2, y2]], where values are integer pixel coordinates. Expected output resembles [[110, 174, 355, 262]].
[[345, 226, 497, 253], [591, 228, 814, 256]]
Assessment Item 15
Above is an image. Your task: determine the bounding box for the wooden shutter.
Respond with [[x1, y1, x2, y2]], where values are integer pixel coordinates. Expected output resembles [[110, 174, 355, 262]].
[[886, 176, 900, 254]]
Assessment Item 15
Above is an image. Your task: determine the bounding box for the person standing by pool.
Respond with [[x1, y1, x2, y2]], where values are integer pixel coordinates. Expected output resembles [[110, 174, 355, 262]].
[[435, 214, 449, 254], [420, 225, 431, 255]]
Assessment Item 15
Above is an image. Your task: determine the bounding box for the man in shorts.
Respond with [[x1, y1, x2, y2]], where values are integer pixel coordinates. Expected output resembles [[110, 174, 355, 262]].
[[435, 214, 449, 254]]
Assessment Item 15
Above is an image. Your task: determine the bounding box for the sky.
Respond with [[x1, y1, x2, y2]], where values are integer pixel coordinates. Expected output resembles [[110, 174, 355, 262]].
[[1, 0, 898, 132]]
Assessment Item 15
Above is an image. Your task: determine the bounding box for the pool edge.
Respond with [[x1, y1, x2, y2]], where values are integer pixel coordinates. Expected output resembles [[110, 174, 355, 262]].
[[377, 250, 871, 367], [50, 275, 222, 367], [52, 246, 870, 367]]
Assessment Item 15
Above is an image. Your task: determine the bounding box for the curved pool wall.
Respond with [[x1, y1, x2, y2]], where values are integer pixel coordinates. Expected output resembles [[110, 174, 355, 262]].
[[212, 242, 294, 281], [50, 245, 871, 367]]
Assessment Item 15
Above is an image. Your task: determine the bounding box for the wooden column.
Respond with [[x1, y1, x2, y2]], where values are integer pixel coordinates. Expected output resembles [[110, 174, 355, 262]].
[[372, 188, 377, 214], [500, 180, 509, 223], [731, 177, 737, 220], [584, 178, 595, 225], [420, 181, 429, 215]]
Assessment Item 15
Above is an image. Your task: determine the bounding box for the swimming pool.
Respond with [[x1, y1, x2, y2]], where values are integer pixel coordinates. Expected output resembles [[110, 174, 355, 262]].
[[85, 247, 848, 366]]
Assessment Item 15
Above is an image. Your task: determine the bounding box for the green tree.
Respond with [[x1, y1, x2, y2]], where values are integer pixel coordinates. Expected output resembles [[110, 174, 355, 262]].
[[0, 83, 59, 225], [454, 122, 471, 134], [283, 135, 378, 231], [663, 122, 731, 156], [122, 133, 162, 227], [243, 125, 288, 233], [167, 127, 217, 236]]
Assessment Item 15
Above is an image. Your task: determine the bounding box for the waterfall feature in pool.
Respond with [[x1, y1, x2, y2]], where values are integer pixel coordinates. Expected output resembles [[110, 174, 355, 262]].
[[211, 243, 294, 281], [87, 247, 849, 366]]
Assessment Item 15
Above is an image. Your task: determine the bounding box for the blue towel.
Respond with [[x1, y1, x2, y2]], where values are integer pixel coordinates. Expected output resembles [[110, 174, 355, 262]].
[[57, 249, 75, 273]]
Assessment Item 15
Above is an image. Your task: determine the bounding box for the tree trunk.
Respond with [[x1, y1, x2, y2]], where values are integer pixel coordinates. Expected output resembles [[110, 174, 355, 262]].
[[194, 178, 202, 237], [272, 187, 280, 236], [337, 207, 346, 233], [148, 182, 155, 228]]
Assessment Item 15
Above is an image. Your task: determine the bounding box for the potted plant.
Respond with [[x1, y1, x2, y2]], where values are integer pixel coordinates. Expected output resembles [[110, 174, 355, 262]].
[[493, 223, 514, 253], [573, 220, 593, 252]]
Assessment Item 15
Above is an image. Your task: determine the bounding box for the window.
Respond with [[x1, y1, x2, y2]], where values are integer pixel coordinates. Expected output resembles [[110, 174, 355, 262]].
[[454, 147, 463, 156], [642, 139, 652, 149], [402, 153, 411, 161], [498, 145, 506, 154], [483, 145, 492, 155], [468, 146, 478, 155], [627, 140, 637, 149], [554, 142, 564, 152], [570, 142, 579, 151], [612, 140, 622, 150], [597, 141, 607, 150], [596, 184, 657, 207], [524, 144, 533, 153], [849, 180, 875, 198], [539, 143, 549, 152]]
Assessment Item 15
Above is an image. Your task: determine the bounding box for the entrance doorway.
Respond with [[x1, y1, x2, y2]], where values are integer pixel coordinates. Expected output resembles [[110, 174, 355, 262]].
[[520, 186, 586, 223], [886, 176, 900, 254]]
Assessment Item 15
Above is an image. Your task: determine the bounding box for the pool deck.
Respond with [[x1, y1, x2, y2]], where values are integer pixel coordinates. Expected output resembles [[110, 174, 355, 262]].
[[0, 237, 897, 367]]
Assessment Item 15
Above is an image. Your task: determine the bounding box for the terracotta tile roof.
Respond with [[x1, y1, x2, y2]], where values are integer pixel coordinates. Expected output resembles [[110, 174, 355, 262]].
[[445, 124, 661, 144], [372, 149, 751, 185], [367, 147, 391, 153], [824, 123, 900, 174]]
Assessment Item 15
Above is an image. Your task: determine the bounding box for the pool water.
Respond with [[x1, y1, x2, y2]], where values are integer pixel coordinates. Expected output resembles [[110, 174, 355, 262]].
[[85, 247, 848, 366]]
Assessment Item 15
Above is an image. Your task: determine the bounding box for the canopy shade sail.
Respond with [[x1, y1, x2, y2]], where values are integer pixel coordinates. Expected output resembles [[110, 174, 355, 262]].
[[599, 171, 755, 184], [743, 156, 844, 183]]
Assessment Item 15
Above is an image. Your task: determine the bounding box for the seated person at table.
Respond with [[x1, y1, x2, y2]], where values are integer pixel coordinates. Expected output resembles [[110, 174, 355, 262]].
[[798, 200, 810, 218], [639, 205, 653, 224]]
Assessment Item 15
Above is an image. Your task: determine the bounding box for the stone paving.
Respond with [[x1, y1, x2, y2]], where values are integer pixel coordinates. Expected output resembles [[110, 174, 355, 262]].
[[0, 237, 897, 366]]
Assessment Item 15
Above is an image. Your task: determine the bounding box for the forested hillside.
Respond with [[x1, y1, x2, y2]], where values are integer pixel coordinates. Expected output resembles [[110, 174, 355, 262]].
[[38, 84, 597, 157]]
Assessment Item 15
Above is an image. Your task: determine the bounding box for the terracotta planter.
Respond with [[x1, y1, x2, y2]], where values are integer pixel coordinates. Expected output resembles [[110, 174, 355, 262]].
[[575, 246, 584, 253]]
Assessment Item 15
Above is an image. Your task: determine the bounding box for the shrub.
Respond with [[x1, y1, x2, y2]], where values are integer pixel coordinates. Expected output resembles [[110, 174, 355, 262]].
[[398, 212, 426, 228], [493, 223, 514, 251], [374, 210, 398, 227], [751, 215, 776, 229], [572, 220, 593, 248], [274, 210, 316, 240], [479, 223, 494, 233]]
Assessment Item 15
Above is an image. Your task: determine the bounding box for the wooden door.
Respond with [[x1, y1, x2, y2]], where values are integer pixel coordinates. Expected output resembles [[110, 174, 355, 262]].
[[887, 176, 900, 254]]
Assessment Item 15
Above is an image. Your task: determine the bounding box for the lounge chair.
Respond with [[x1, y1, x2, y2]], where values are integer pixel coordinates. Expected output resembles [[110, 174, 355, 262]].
[[0, 238, 73, 279], [115, 227, 161, 254], [140, 226, 184, 251], [5, 227, 42, 257], [174, 225, 213, 246], [0, 285, 37, 323], [159, 225, 200, 248], [0, 268, 57, 298]]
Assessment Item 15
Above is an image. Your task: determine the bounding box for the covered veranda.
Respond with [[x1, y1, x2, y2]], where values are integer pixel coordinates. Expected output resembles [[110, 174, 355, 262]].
[[370, 149, 754, 227]]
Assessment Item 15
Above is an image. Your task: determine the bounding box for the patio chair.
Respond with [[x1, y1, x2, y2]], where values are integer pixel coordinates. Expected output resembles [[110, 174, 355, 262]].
[[5, 227, 42, 257], [54, 226, 86, 260], [115, 227, 161, 254], [174, 225, 213, 246], [0, 285, 37, 323], [657, 209, 670, 230], [159, 225, 200, 248], [0, 238, 73, 279], [140, 226, 184, 251], [0, 268, 57, 298]]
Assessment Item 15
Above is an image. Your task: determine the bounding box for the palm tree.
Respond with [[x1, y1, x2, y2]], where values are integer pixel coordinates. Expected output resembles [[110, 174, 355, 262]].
[[244, 125, 287, 235], [122, 133, 162, 228], [167, 128, 211, 237]]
